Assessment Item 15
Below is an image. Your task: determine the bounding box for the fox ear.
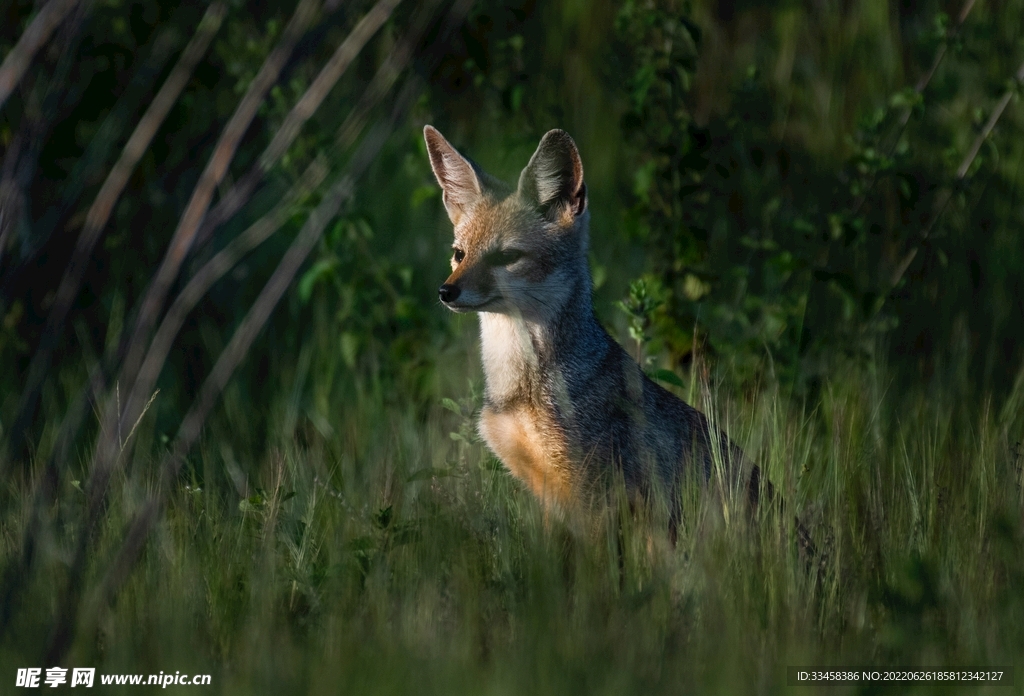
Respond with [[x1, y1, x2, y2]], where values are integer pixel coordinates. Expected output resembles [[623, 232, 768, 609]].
[[517, 129, 587, 221], [424, 125, 483, 225]]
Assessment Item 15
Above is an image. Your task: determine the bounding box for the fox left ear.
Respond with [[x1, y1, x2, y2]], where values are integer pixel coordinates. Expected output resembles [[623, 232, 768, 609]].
[[518, 129, 587, 222], [424, 125, 484, 225]]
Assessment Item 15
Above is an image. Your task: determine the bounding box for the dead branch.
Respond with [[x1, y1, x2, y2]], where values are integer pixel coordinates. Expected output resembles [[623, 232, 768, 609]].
[[114, 0, 475, 580], [2, 3, 227, 475], [94, 79, 422, 634], [906, 0, 977, 119], [0, 0, 81, 112], [82, 0, 474, 649], [0, 0, 89, 273], [0, 15, 190, 302], [851, 0, 978, 217], [888, 58, 1024, 291], [45, 0, 474, 661], [121, 0, 431, 437], [193, 0, 405, 251], [333, 0, 448, 149], [83, 0, 321, 509], [123, 157, 330, 436], [116, 0, 323, 413], [47, 0, 323, 651], [33, 23, 182, 248]]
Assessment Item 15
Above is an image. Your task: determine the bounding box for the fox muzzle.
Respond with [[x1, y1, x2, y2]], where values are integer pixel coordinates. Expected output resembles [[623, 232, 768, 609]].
[[438, 283, 461, 304]]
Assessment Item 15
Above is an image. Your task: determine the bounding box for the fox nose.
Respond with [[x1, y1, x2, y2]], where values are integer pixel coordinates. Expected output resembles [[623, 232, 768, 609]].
[[438, 284, 461, 303]]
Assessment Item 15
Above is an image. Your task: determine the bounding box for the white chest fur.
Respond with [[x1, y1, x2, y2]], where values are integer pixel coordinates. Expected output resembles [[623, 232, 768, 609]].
[[478, 313, 538, 404], [477, 313, 575, 508]]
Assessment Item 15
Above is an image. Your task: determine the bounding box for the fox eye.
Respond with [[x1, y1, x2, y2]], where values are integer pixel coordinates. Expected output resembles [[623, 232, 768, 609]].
[[453, 248, 465, 263], [487, 248, 524, 266]]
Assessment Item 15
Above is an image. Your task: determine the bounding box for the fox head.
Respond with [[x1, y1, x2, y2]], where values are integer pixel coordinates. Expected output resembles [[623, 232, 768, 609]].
[[424, 125, 590, 323]]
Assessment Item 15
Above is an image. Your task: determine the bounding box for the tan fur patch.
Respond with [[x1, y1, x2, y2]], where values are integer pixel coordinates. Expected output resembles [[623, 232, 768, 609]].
[[479, 405, 572, 510]]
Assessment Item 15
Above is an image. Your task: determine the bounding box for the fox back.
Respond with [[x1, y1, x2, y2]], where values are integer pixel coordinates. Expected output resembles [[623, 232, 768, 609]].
[[425, 125, 752, 525]]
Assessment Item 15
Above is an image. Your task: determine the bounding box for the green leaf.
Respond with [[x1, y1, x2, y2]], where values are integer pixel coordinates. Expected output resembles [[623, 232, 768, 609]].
[[683, 273, 711, 300], [651, 368, 685, 387], [509, 84, 524, 112], [340, 332, 359, 368], [238, 497, 261, 513], [440, 398, 462, 415], [298, 258, 338, 304], [374, 506, 393, 530]]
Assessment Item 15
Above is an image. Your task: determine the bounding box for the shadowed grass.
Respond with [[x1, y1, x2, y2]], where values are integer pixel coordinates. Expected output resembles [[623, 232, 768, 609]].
[[2, 342, 1024, 694]]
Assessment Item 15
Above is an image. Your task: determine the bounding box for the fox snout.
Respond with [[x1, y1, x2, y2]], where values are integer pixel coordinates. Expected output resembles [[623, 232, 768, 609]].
[[438, 283, 460, 304], [437, 260, 494, 312]]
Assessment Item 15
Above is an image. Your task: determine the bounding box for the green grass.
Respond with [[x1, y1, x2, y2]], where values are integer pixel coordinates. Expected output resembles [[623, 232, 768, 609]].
[[3, 337, 1024, 694], [2, 0, 1023, 691]]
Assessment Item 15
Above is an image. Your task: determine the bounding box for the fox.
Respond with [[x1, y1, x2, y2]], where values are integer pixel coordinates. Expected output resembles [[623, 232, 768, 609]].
[[424, 125, 769, 537]]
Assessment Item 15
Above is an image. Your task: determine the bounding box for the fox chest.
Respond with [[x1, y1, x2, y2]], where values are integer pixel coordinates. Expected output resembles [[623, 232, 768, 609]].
[[478, 405, 572, 508]]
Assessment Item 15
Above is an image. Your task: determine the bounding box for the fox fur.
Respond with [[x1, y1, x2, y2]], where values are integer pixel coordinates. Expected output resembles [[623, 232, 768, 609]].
[[425, 125, 761, 531]]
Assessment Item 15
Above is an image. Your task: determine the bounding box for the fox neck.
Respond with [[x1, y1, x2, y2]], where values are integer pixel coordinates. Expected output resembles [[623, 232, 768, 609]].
[[478, 267, 607, 410]]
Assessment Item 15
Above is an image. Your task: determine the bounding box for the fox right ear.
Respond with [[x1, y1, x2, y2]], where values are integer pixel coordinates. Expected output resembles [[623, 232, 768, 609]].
[[424, 125, 483, 225], [517, 129, 587, 223]]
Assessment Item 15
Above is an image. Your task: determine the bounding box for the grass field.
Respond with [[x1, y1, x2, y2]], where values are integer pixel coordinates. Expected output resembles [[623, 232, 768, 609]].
[[4, 327, 1024, 695], [2, 0, 1023, 692]]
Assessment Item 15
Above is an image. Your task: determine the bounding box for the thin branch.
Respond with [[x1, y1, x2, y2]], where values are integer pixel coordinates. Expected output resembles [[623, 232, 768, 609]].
[[889, 58, 1024, 290], [96, 79, 421, 624], [333, 0, 447, 149], [50, 0, 325, 586], [89, 0, 474, 641], [0, 0, 80, 112], [123, 158, 330, 436], [167, 0, 471, 475], [956, 62, 1024, 178], [46, 0, 474, 661], [263, 0, 402, 167], [44, 1, 322, 652], [116, 0, 323, 413], [0, 0, 89, 274], [193, 0, 405, 251], [116, 0, 427, 473], [120, 389, 159, 455], [2, 3, 227, 475], [32, 19, 184, 250], [886, 0, 978, 148], [78, 0, 321, 514], [850, 0, 978, 217], [907, 0, 977, 116]]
